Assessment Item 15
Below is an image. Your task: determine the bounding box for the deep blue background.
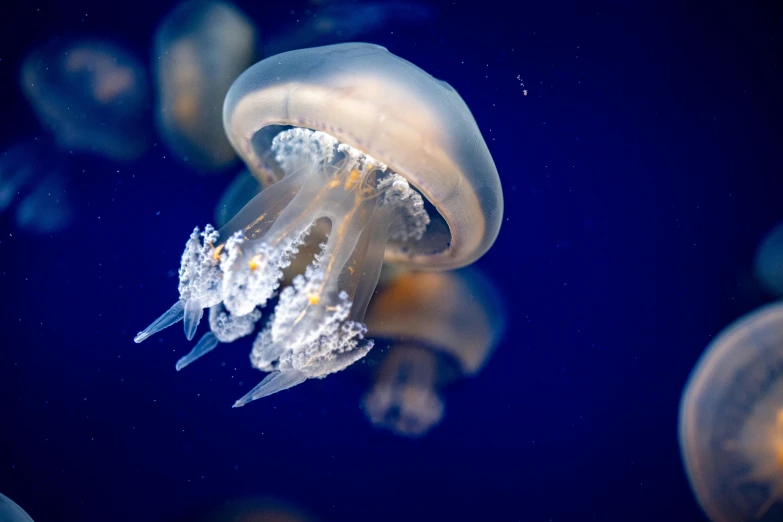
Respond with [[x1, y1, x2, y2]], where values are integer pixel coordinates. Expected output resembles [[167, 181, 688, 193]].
[[1, 0, 782, 520]]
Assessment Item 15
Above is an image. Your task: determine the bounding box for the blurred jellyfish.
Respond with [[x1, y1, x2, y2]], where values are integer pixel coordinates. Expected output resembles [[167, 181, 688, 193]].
[[154, 0, 431, 173], [755, 221, 783, 296], [0, 492, 34, 522], [194, 496, 318, 522], [135, 43, 503, 408], [21, 38, 149, 162], [154, 0, 258, 172], [679, 301, 783, 522], [0, 140, 73, 235], [263, 2, 432, 57], [360, 268, 504, 437]]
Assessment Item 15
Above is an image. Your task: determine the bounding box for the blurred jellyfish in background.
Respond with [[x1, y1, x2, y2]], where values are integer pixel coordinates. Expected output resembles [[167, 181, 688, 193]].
[[0, 140, 73, 235], [153, 0, 431, 173], [21, 37, 150, 162], [0, 492, 35, 522], [154, 0, 257, 172], [360, 268, 504, 437], [189, 496, 318, 522], [262, 2, 432, 57], [135, 43, 503, 407], [679, 302, 783, 522], [755, 221, 783, 297], [2, 37, 148, 235]]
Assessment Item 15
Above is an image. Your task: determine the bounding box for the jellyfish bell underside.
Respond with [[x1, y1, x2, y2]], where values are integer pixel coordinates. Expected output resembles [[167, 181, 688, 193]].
[[679, 302, 783, 522], [136, 42, 501, 408]]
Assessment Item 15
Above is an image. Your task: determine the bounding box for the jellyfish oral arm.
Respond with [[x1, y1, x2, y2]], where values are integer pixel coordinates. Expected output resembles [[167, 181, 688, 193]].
[[135, 128, 428, 407]]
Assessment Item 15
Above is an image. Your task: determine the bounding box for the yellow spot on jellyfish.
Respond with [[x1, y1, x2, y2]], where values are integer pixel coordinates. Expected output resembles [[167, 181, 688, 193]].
[[679, 301, 783, 521], [361, 267, 504, 437], [134, 43, 503, 408]]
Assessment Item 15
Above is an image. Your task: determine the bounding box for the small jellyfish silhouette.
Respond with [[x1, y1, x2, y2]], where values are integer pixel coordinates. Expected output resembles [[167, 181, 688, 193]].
[[0, 492, 34, 522], [135, 43, 503, 407], [679, 301, 783, 521], [21, 38, 149, 162], [154, 0, 258, 172], [361, 268, 504, 437], [0, 140, 73, 235], [755, 222, 783, 297]]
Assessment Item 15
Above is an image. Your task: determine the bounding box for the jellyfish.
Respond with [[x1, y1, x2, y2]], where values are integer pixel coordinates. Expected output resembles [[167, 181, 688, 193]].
[[21, 38, 149, 162], [135, 43, 503, 407], [0, 140, 73, 235], [0, 492, 35, 522], [214, 169, 327, 283], [360, 268, 504, 437], [154, 0, 432, 173], [196, 496, 318, 522], [755, 222, 783, 297], [154, 0, 257, 172], [679, 301, 783, 521]]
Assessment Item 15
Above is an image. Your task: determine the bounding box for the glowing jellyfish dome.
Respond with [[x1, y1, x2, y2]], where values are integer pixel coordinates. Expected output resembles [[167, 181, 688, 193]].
[[21, 38, 149, 162], [679, 302, 783, 521], [135, 43, 503, 407], [154, 0, 257, 172], [0, 492, 34, 522]]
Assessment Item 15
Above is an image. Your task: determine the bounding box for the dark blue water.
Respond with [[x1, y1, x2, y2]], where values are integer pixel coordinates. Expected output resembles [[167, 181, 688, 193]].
[[1, 1, 781, 521]]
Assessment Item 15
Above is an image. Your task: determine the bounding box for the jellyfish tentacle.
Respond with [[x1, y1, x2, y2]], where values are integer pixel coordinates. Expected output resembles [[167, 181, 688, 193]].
[[134, 299, 185, 343], [136, 129, 430, 404], [176, 331, 218, 371], [233, 369, 308, 408], [183, 298, 204, 340]]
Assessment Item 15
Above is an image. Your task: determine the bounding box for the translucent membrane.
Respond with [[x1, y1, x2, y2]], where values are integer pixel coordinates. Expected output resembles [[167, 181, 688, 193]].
[[136, 128, 428, 406]]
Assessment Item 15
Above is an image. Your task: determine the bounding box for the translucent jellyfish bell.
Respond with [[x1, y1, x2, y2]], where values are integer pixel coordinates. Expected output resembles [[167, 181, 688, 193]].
[[154, 0, 257, 172], [679, 302, 783, 521], [755, 221, 783, 297], [0, 140, 73, 235], [21, 38, 149, 162], [135, 43, 503, 407], [361, 268, 504, 437], [0, 492, 35, 522]]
